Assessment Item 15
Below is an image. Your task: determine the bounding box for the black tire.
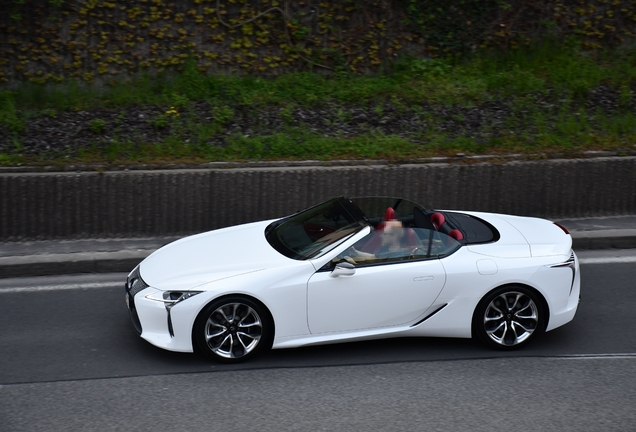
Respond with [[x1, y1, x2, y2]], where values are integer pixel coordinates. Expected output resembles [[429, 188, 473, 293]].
[[473, 285, 545, 350], [193, 296, 274, 363]]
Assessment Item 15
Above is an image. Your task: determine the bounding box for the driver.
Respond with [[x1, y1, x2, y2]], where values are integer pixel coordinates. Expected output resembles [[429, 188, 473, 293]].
[[340, 220, 423, 263]]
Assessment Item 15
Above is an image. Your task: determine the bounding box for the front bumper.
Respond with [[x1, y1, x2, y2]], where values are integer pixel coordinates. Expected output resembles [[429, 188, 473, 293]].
[[125, 267, 198, 353], [124, 266, 148, 335], [125, 286, 198, 353]]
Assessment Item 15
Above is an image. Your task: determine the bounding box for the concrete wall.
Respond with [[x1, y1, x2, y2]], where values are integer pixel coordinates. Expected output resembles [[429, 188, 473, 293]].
[[1, 157, 635, 241]]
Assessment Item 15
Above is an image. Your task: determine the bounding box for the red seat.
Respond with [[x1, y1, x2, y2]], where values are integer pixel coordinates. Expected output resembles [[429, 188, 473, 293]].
[[430, 212, 445, 230], [403, 227, 420, 249], [448, 229, 464, 241], [384, 207, 397, 221], [431, 212, 464, 244]]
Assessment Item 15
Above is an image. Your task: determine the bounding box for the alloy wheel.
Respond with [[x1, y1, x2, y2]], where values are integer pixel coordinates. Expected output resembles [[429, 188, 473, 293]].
[[204, 302, 263, 359], [483, 291, 539, 347]]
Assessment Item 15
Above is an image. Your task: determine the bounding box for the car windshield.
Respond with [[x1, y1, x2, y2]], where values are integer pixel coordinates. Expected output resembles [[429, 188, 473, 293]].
[[265, 197, 368, 260]]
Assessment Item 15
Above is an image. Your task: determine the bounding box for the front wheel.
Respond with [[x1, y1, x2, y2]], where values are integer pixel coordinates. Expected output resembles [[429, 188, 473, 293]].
[[473, 285, 545, 349], [193, 296, 274, 363]]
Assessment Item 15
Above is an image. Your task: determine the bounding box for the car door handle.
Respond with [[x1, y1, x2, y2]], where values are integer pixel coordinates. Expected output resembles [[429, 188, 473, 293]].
[[413, 276, 434, 281]]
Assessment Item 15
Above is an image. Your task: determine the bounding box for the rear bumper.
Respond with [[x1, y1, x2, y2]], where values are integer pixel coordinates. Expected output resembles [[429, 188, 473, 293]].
[[545, 251, 581, 332]]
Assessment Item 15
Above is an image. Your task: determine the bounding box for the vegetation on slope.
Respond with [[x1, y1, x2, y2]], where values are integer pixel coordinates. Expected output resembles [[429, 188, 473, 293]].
[[1, 42, 635, 166]]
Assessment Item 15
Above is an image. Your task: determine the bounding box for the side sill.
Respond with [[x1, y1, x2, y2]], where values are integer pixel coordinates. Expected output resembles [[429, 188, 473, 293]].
[[410, 304, 447, 327]]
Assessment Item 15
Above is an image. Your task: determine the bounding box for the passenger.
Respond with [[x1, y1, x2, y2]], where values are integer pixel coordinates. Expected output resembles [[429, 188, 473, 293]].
[[340, 220, 423, 263]]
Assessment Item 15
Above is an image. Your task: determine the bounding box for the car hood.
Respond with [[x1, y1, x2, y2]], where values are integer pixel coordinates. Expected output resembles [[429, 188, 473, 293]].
[[139, 220, 295, 290]]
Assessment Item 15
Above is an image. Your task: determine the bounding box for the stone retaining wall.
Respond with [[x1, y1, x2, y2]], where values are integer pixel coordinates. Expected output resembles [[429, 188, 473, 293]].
[[1, 157, 635, 241]]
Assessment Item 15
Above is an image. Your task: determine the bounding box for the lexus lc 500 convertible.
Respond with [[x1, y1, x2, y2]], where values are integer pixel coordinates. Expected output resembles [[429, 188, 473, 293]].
[[125, 196, 580, 362]]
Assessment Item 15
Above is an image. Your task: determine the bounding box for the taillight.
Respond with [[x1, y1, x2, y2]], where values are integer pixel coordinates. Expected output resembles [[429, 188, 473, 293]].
[[554, 223, 569, 235]]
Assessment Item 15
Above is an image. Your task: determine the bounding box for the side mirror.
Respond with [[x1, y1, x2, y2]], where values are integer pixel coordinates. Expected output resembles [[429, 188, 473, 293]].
[[330, 262, 355, 278]]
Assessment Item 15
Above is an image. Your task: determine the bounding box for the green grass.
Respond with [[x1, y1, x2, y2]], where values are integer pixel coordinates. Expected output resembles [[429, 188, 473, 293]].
[[1, 42, 635, 166], [70, 130, 429, 163], [7, 43, 636, 110]]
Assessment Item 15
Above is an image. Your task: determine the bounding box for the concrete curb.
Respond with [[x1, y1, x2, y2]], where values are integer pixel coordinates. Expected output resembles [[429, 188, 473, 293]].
[[0, 250, 153, 278], [571, 229, 636, 250], [2, 150, 634, 174]]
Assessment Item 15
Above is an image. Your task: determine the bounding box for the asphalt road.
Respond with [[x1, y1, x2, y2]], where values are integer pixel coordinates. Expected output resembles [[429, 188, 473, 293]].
[[1, 250, 635, 431]]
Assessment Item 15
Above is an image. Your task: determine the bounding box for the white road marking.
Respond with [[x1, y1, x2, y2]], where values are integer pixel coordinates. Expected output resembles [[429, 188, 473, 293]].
[[548, 353, 636, 360], [578, 256, 636, 264], [0, 282, 121, 294]]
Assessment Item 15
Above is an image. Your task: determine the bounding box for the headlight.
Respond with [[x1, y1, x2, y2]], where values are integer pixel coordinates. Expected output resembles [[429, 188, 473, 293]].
[[145, 291, 203, 311]]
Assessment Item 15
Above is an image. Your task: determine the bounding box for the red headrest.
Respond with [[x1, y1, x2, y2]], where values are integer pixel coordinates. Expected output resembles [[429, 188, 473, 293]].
[[448, 229, 464, 241], [384, 207, 397, 221], [430, 212, 445, 230]]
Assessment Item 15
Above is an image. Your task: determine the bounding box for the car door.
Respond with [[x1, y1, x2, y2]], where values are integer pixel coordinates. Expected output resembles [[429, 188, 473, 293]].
[[307, 258, 447, 334]]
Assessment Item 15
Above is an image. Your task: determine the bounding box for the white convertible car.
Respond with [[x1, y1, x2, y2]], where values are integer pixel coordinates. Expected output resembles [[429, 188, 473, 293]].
[[125, 196, 580, 362]]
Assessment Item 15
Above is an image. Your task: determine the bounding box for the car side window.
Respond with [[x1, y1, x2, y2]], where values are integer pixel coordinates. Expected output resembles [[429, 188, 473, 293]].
[[332, 226, 460, 268], [429, 230, 462, 257]]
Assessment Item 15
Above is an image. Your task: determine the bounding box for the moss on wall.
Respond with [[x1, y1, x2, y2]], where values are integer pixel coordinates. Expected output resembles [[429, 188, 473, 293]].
[[0, 0, 634, 85], [0, 0, 421, 84]]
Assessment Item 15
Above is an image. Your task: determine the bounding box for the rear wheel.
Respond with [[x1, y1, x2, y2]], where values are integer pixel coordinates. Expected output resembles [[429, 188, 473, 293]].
[[194, 296, 273, 363], [473, 285, 545, 349]]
